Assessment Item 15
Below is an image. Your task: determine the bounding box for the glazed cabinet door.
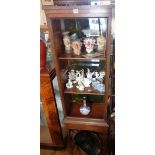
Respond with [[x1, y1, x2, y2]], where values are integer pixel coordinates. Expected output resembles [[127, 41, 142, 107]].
[[40, 68, 64, 149]]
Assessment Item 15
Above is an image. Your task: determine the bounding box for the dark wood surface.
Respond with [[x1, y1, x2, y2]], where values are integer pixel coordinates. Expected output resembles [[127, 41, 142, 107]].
[[43, 5, 112, 18], [40, 68, 64, 147], [64, 117, 108, 133], [44, 5, 112, 134]]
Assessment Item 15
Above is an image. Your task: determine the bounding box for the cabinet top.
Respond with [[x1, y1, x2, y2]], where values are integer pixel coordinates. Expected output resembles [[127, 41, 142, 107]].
[[43, 5, 113, 10], [43, 5, 113, 18]]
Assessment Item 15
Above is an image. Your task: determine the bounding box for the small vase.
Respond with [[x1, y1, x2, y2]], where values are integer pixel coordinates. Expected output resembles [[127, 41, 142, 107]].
[[40, 39, 47, 69], [80, 97, 90, 115]]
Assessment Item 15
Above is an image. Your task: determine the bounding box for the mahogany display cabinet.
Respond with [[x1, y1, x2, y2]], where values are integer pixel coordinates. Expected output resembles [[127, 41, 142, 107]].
[[43, 5, 112, 135]]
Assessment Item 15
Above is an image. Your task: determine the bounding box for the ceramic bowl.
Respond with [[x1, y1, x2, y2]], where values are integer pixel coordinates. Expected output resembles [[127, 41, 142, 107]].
[[96, 84, 105, 92], [92, 81, 100, 89]]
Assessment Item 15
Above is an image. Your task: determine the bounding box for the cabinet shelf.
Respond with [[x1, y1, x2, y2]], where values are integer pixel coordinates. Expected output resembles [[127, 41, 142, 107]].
[[59, 52, 106, 60], [64, 86, 104, 96]]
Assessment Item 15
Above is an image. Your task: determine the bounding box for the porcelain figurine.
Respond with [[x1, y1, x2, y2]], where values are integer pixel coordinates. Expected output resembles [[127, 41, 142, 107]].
[[76, 82, 84, 91], [82, 78, 92, 87], [97, 35, 106, 52], [80, 97, 90, 115], [86, 68, 94, 80], [63, 32, 71, 53], [68, 69, 76, 81], [83, 38, 95, 53], [94, 71, 99, 79], [66, 79, 73, 89], [80, 69, 84, 81], [71, 40, 82, 55], [99, 71, 105, 79]]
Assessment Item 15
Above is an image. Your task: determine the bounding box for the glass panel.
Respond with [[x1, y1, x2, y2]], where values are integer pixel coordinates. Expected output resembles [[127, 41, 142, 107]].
[[51, 18, 107, 57], [52, 77, 65, 138], [50, 17, 107, 120]]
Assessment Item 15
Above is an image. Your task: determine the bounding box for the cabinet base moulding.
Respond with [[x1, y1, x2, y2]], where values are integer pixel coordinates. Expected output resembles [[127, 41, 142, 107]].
[[64, 116, 109, 133]]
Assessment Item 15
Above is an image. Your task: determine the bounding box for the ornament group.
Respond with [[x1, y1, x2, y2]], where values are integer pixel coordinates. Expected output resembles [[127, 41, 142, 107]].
[[63, 32, 106, 55], [66, 68, 105, 92]]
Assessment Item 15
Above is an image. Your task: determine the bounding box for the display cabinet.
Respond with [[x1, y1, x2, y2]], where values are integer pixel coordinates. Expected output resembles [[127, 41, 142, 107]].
[[43, 5, 112, 134]]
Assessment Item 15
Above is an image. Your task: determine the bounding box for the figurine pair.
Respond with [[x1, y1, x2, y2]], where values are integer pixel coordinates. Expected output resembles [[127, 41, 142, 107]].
[[66, 68, 105, 92]]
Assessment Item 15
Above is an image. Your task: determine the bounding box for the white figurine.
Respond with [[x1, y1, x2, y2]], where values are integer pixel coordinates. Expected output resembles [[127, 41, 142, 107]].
[[80, 69, 84, 81], [82, 78, 92, 87], [76, 80, 84, 91], [94, 71, 99, 79], [75, 70, 81, 83], [68, 69, 76, 81], [99, 71, 105, 79], [66, 79, 73, 89], [86, 68, 94, 80], [97, 71, 105, 82]]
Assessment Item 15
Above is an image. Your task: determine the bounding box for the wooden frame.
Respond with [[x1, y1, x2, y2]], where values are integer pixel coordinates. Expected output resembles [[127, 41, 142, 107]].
[[43, 5, 112, 134]]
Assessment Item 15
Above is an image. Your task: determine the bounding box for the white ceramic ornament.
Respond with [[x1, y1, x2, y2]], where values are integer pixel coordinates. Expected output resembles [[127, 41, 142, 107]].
[[66, 79, 73, 89], [99, 71, 105, 79], [82, 78, 92, 87], [86, 68, 94, 80], [76, 81, 84, 91], [68, 69, 76, 81]]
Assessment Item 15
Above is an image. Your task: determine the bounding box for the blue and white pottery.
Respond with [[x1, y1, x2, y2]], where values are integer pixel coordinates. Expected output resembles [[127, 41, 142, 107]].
[[80, 105, 90, 115], [96, 84, 105, 92], [80, 97, 90, 115], [92, 81, 100, 89]]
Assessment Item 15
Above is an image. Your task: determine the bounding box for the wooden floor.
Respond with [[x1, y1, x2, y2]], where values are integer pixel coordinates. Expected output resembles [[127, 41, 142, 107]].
[[40, 137, 115, 155], [40, 139, 87, 155]]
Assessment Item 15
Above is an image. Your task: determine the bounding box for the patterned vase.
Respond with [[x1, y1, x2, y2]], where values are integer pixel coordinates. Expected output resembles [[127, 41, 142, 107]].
[[80, 97, 90, 115]]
